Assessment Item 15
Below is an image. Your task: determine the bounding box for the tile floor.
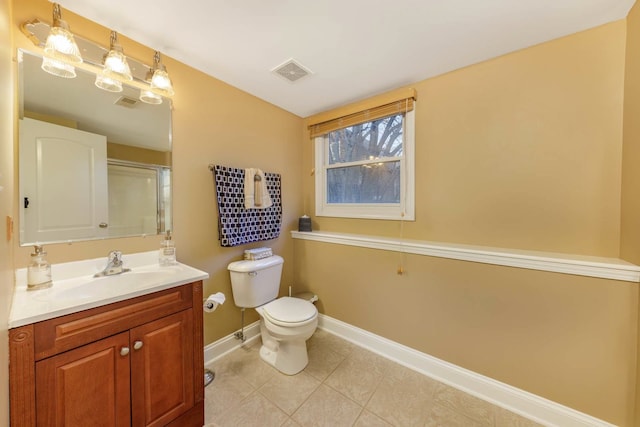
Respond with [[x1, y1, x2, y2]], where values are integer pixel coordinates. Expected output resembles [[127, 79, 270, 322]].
[[204, 329, 542, 427]]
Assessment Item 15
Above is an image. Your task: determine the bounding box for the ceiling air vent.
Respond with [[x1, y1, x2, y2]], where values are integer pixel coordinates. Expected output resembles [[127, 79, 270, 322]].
[[272, 58, 312, 83], [115, 96, 139, 108]]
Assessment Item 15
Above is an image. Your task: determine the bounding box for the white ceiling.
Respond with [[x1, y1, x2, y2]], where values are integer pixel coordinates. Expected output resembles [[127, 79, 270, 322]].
[[57, 0, 636, 118]]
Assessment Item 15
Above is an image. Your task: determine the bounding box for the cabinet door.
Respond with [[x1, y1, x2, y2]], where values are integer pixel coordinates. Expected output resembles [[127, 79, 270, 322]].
[[35, 332, 131, 427], [130, 310, 194, 427]]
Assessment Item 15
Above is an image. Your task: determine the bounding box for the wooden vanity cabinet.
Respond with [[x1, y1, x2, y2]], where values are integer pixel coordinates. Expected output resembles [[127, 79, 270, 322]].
[[130, 310, 195, 427], [9, 281, 204, 427], [35, 331, 132, 426]]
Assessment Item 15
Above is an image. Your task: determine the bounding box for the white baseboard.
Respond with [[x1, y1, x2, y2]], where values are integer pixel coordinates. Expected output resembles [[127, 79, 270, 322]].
[[204, 320, 261, 365], [202, 315, 615, 427], [317, 314, 616, 427]]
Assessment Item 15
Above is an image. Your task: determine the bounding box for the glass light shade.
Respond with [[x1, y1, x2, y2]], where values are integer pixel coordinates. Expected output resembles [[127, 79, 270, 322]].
[[43, 25, 82, 64], [95, 73, 123, 92], [150, 68, 175, 96], [41, 56, 76, 78], [103, 49, 133, 81], [139, 89, 163, 105]]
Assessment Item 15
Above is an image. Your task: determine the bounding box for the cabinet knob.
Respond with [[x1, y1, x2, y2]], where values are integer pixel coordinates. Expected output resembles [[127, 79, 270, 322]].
[[133, 340, 144, 350], [120, 347, 130, 356]]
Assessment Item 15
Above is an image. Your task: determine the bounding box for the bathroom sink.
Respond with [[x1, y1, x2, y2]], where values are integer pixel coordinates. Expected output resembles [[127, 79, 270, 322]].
[[10, 250, 210, 328], [52, 267, 181, 301], [93, 268, 178, 285]]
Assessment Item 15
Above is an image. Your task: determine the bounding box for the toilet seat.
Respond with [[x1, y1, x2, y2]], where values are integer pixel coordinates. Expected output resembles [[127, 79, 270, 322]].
[[262, 297, 317, 327]]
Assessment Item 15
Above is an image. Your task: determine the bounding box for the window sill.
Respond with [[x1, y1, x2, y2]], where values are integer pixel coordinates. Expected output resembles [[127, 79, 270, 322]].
[[290, 231, 640, 283]]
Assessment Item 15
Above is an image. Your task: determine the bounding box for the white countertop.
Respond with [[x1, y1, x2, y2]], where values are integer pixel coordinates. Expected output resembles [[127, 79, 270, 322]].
[[9, 251, 209, 328]]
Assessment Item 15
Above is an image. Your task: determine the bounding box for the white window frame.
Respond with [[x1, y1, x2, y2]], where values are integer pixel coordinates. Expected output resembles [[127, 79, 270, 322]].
[[314, 110, 415, 221]]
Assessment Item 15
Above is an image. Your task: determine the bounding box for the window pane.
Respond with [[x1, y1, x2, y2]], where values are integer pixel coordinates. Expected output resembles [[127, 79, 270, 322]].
[[327, 161, 400, 203], [328, 114, 403, 165]]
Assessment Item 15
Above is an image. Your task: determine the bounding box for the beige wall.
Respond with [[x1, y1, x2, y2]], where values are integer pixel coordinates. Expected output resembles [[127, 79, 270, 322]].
[[306, 22, 626, 258], [170, 64, 304, 343], [11, 0, 303, 346], [293, 241, 637, 425], [622, 0, 640, 267], [0, 0, 14, 425], [298, 20, 634, 426], [621, 2, 640, 426]]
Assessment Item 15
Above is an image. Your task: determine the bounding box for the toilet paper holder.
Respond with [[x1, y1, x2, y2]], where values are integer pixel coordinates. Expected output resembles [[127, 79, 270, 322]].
[[204, 292, 226, 313], [202, 292, 225, 388]]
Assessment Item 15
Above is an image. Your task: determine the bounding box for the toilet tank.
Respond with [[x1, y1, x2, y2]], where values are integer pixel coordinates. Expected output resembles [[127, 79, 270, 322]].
[[228, 255, 284, 308]]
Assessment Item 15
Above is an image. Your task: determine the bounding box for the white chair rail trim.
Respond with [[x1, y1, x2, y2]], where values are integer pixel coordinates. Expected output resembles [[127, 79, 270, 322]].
[[291, 231, 640, 283]]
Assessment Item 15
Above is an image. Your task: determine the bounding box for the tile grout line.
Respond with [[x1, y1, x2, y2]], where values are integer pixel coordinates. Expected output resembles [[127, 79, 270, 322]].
[[205, 330, 534, 427]]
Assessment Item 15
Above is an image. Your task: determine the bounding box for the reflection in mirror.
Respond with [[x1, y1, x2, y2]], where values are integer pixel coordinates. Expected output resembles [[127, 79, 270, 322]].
[[18, 49, 172, 246]]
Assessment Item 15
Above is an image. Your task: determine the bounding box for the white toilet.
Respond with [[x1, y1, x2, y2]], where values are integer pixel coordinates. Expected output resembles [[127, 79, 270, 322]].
[[228, 255, 318, 375]]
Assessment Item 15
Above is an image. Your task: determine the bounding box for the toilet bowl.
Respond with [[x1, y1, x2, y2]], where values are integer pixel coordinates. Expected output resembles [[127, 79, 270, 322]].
[[228, 255, 319, 375], [256, 296, 318, 375]]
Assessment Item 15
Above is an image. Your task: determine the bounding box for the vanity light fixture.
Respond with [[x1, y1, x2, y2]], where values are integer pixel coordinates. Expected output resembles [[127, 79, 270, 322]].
[[23, 19, 177, 102], [100, 31, 133, 81], [139, 51, 173, 104], [41, 3, 82, 78], [95, 31, 131, 92], [95, 73, 123, 92], [149, 52, 175, 96], [139, 88, 163, 105], [41, 56, 76, 78]]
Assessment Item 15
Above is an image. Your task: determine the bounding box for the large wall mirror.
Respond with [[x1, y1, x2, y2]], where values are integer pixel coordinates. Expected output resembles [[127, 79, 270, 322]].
[[18, 49, 173, 246]]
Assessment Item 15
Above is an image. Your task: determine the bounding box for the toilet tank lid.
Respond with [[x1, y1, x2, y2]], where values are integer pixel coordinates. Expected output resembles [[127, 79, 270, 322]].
[[228, 255, 284, 272]]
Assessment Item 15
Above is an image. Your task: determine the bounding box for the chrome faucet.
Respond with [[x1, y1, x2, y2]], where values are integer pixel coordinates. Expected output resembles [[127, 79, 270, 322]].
[[94, 250, 131, 277]]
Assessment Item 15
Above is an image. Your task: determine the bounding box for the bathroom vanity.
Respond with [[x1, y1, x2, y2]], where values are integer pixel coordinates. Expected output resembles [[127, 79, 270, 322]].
[[8, 252, 208, 427]]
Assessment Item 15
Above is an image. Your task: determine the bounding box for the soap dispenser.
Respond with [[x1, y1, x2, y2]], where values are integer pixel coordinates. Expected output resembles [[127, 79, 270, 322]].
[[27, 245, 52, 290], [159, 230, 177, 266]]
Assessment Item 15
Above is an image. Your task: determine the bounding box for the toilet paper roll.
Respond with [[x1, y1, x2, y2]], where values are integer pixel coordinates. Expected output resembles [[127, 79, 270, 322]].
[[204, 292, 226, 313]]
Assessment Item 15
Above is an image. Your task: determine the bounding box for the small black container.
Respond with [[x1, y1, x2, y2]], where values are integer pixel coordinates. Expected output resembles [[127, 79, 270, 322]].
[[298, 215, 312, 232]]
